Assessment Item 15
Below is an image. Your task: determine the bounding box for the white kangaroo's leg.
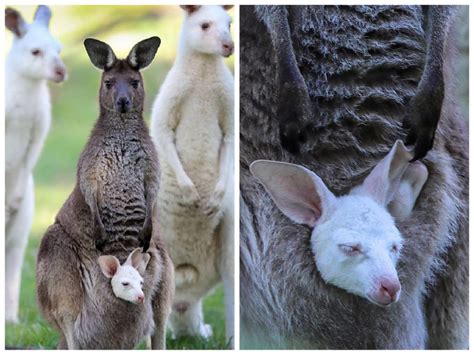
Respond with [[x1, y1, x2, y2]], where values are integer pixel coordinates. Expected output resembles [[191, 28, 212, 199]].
[[168, 291, 212, 339], [5, 175, 34, 323], [217, 206, 235, 348]]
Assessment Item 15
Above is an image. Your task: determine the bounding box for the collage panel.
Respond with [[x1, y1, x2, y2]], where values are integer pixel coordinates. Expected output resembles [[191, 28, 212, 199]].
[[5, 4, 234, 350], [239, 4, 469, 350]]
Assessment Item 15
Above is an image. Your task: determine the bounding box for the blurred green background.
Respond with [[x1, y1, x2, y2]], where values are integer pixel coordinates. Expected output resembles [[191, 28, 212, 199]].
[[4, 5, 234, 350]]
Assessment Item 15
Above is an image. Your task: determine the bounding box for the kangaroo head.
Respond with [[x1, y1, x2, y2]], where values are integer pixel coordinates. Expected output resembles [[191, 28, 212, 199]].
[[98, 248, 151, 304], [84, 37, 161, 115], [251, 140, 428, 307], [5, 5, 66, 82], [180, 5, 234, 57]]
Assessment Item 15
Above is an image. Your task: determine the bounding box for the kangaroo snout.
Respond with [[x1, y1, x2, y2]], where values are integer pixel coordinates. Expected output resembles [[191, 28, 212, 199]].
[[53, 66, 66, 83], [135, 294, 145, 304], [116, 97, 131, 113], [222, 41, 234, 57], [370, 277, 401, 306]]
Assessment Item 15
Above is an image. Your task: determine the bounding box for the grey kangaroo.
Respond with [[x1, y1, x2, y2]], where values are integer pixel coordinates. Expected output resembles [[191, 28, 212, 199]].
[[260, 5, 455, 158], [36, 37, 174, 349]]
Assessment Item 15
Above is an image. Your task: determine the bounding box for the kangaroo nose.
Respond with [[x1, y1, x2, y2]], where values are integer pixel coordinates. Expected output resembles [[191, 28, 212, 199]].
[[116, 97, 130, 113], [136, 294, 145, 304], [53, 66, 66, 82], [222, 42, 234, 56], [381, 279, 401, 300]]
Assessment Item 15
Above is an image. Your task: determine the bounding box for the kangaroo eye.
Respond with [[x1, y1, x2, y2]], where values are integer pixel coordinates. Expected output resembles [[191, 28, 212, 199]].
[[201, 22, 210, 30], [338, 244, 361, 256], [131, 80, 140, 89], [391, 245, 399, 253], [140, 281, 144, 286], [121, 282, 129, 286], [31, 49, 42, 56], [104, 81, 112, 89]]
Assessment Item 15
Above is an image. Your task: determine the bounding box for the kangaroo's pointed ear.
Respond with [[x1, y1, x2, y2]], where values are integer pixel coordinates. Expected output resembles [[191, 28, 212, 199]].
[[98, 255, 121, 278], [127, 36, 161, 70], [125, 248, 150, 274], [5, 8, 28, 38], [388, 161, 428, 221], [84, 38, 117, 70], [222, 5, 234, 11], [250, 160, 337, 227], [180, 5, 201, 14], [352, 140, 413, 206], [34, 5, 51, 28]]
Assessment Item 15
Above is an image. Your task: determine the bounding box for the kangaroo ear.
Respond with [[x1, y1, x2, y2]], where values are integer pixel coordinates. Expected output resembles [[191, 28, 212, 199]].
[[84, 38, 117, 70], [388, 161, 428, 221], [98, 255, 120, 278], [180, 5, 201, 14], [126, 248, 150, 274], [222, 5, 234, 11], [34, 5, 51, 28], [352, 140, 413, 206], [5, 8, 28, 38], [127, 36, 161, 70], [250, 160, 337, 227]]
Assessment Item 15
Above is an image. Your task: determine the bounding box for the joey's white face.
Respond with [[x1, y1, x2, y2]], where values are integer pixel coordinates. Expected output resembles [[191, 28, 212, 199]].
[[9, 22, 66, 83], [111, 265, 145, 305], [312, 195, 403, 306], [182, 6, 234, 57]]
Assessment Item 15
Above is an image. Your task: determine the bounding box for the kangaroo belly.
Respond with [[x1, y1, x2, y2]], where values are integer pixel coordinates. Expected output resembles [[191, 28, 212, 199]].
[[175, 94, 222, 193]]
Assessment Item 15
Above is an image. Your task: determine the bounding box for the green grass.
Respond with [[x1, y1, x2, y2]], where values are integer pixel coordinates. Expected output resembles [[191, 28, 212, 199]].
[[5, 5, 232, 350]]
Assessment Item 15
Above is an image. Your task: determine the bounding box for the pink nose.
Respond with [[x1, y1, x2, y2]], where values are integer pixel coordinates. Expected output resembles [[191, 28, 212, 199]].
[[371, 278, 401, 306], [136, 295, 145, 303], [55, 67, 66, 81], [223, 42, 234, 55]]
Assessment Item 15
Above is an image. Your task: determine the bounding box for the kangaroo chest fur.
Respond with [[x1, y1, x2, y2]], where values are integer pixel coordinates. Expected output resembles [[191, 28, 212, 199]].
[[96, 130, 147, 238]]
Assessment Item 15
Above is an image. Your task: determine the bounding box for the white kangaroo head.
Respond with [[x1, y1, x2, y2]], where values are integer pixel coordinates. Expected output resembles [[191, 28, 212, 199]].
[[98, 248, 151, 305], [250, 140, 428, 307], [5, 6, 66, 83], [180, 5, 234, 57]]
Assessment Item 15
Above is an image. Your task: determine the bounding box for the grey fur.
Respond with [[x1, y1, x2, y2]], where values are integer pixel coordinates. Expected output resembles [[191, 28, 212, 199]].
[[240, 5, 468, 349], [36, 40, 174, 349]]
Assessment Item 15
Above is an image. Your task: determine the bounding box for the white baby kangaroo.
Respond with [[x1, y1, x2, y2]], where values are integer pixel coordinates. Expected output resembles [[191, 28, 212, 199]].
[[150, 5, 234, 345], [98, 248, 151, 305], [250, 140, 428, 306], [5, 5, 66, 322]]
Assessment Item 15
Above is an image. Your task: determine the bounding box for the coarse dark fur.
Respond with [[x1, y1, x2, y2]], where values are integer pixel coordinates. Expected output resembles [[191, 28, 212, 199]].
[[240, 5, 468, 349], [264, 5, 457, 159], [36, 38, 174, 349]]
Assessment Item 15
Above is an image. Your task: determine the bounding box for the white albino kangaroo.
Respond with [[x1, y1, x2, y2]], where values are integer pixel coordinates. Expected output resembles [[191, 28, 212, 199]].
[[150, 5, 234, 346], [251, 140, 428, 306], [5, 5, 66, 323]]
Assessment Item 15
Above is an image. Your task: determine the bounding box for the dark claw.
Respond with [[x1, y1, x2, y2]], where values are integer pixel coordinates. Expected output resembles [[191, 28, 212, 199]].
[[139, 223, 152, 252], [95, 237, 106, 252]]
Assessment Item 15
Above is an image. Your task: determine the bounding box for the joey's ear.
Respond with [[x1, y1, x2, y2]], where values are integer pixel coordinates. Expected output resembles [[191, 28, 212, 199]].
[[352, 140, 413, 206], [127, 36, 161, 70], [34, 5, 51, 28], [84, 38, 117, 70], [126, 248, 150, 274], [250, 160, 337, 227], [5, 8, 28, 38], [180, 5, 201, 14], [98, 255, 120, 278], [388, 161, 428, 221], [223, 5, 234, 11]]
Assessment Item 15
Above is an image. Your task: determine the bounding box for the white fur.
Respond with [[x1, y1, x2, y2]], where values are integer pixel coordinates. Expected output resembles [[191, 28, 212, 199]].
[[150, 5, 234, 346], [98, 248, 150, 305], [251, 140, 429, 307], [5, 6, 66, 322]]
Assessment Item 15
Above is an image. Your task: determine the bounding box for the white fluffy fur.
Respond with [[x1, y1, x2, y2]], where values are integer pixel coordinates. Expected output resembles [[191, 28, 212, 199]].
[[5, 5, 66, 322], [150, 5, 234, 346], [98, 248, 150, 305], [251, 140, 429, 307]]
